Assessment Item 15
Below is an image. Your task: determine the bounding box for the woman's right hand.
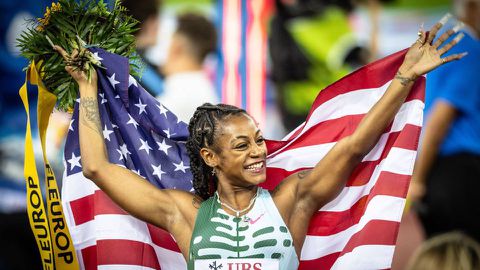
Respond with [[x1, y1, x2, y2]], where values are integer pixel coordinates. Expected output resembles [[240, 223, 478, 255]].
[[53, 45, 98, 90]]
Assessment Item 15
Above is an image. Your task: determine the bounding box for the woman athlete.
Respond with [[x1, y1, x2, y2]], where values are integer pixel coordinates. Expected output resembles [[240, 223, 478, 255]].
[[55, 17, 465, 269]]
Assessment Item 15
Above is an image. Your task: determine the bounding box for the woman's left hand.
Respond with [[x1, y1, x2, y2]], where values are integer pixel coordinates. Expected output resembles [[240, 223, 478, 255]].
[[399, 16, 468, 78]]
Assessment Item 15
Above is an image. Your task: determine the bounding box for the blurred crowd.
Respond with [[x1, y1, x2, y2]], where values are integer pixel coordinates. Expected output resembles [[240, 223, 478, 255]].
[[0, 0, 479, 269]]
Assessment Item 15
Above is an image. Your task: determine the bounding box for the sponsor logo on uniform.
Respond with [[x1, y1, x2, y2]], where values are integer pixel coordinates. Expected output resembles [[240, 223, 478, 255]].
[[196, 258, 279, 270]]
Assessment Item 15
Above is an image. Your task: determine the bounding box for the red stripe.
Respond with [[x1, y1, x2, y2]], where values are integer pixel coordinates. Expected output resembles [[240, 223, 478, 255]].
[[147, 224, 182, 252], [307, 171, 409, 236], [82, 240, 160, 269], [82, 245, 97, 270], [70, 190, 126, 226], [340, 220, 399, 255], [265, 139, 289, 155], [299, 252, 339, 270], [283, 122, 306, 141]]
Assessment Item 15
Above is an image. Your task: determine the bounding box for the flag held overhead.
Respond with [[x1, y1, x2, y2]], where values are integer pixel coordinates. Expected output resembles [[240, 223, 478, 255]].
[[62, 48, 424, 269]]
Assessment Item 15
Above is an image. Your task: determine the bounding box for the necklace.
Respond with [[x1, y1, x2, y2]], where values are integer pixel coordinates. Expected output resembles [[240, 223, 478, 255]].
[[215, 190, 258, 217]]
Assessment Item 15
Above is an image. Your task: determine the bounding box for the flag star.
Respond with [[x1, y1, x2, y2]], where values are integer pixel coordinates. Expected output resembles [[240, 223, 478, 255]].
[[157, 104, 168, 117], [138, 138, 153, 154], [76, 98, 81, 103], [108, 73, 120, 88], [151, 164, 165, 180], [157, 139, 171, 155], [103, 125, 114, 141], [115, 95, 120, 99], [92, 52, 103, 62], [127, 114, 139, 129], [163, 128, 171, 138], [112, 123, 118, 129], [69, 119, 75, 131], [135, 98, 147, 115], [99, 93, 107, 104], [116, 149, 124, 161], [119, 144, 131, 157], [128, 75, 138, 87], [173, 161, 189, 173], [67, 152, 81, 170]]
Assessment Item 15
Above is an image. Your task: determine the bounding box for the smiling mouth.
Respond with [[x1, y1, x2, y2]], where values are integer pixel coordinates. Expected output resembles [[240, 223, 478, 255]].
[[245, 161, 265, 173]]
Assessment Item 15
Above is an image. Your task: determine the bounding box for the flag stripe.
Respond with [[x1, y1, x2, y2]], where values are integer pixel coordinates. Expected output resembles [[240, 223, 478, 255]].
[[147, 225, 181, 253], [331, 245, 396, 270]]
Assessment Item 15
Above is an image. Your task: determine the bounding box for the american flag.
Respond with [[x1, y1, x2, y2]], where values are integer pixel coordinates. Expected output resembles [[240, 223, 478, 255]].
[[62, 48, 424, 269]]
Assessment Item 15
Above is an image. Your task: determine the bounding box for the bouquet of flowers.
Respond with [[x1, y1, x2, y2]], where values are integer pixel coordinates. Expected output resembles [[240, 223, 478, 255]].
[[17, 0, 141, 111]]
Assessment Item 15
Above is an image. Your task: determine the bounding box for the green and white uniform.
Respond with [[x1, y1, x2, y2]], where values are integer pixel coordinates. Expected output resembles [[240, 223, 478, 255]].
[[188, 188, 299, 270]]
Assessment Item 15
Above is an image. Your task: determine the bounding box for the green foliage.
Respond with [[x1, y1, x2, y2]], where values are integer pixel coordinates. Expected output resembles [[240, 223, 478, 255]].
[[16, 0, 141, 111]]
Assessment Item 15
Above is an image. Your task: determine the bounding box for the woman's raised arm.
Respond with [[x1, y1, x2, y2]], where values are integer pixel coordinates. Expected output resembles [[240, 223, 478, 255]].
[[275, 18, 467, 222], [54, 46, 197, 233]]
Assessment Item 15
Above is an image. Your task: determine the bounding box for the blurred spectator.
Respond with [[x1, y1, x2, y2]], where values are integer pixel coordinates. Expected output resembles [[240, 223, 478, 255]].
[[409, 0, 480, 241], [405, 232, 480, 270], [122, 0, 164, 96], [156, 13, 219, 123]]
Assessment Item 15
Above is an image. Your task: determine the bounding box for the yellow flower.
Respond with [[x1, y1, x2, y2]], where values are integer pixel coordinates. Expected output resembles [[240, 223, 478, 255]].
[[37, 2, 62, 28]]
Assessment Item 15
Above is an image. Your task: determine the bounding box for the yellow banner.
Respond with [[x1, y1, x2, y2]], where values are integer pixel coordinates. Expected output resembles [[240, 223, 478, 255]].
[[20, 61, 79, 270]]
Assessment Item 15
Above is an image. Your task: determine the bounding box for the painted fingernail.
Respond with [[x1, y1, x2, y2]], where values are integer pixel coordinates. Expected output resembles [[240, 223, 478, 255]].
[[460, 52, 468, 57], [452, 22, 465, 33], [417, 23, 425, 36], [439, 13, 452, 25], [454, 32, 465, 42]]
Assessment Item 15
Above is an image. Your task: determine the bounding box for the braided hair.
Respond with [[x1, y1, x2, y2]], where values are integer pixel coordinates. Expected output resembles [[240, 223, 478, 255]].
[[186, 103, 246, 200]]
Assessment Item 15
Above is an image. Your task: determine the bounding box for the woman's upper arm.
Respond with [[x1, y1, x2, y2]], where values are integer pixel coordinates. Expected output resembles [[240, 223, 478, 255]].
[[92, 162, 196, 231], [293, 137, 362, 212]]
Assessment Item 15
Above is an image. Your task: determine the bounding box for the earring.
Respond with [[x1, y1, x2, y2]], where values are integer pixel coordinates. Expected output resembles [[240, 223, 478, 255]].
[[211, 168, 216, 176]]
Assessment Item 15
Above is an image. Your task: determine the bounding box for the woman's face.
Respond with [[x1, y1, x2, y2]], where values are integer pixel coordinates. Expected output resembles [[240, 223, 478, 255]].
[[213, 113, 267, 187]]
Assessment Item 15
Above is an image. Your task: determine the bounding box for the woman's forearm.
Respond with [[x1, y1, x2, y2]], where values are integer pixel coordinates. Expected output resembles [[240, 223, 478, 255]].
[[78, 82, 109, 178], [350, 67, 417, 156]]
